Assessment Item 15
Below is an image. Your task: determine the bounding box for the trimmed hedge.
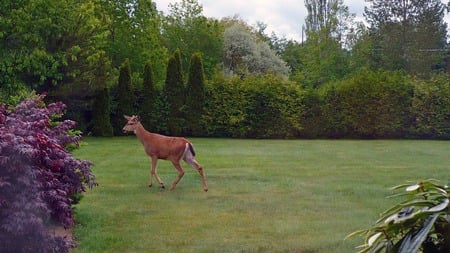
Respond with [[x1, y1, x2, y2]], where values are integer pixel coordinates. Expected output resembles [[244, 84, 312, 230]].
[[320, 69, 414, 138], [411, 74, 450, 139], [199, 70, 448, 139], [106, 66, 448, 139], [203, 74, 303, 138]]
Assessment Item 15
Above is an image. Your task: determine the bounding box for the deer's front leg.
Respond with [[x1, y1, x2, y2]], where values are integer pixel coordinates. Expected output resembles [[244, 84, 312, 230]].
[[150, 157, 165, 189]]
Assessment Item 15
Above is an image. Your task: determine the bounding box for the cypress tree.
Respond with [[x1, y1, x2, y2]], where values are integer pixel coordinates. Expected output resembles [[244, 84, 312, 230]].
[[139, 60, 157, 132], [185, 52, 206, 136], [113, 58, 135, 135], [163, 49, 185, 136], [91, 87, 113, 136]]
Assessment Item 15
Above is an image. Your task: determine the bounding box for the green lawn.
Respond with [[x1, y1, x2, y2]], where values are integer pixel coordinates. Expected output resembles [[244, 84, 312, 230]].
[[72, 138, 449, 253]]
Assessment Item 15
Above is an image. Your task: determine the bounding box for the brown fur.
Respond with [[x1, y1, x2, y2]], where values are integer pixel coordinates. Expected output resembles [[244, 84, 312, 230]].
[[123, 115, 208, 192]]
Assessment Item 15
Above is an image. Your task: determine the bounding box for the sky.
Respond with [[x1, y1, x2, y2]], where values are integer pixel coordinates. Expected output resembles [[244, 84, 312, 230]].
[[152, 0, 450, 42]]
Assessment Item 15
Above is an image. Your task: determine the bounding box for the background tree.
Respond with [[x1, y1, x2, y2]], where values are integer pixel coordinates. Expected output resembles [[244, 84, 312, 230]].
[[112, 58, 135, 135], [164, 49, 185, 136], [364, 0, 448, 77], [103, 0, 168, 82], [346, 23, 376, 72], [222, 23, 290, 78], [139, 60, 157, 132], [91, 87, 113, 136], [304, 0, 349, 38], [162, 0, 223, 79], [300, 0, 355, 87], [185, 53, 206, 136], [279, 40, 305, 81], [0, 0, 111, 100]]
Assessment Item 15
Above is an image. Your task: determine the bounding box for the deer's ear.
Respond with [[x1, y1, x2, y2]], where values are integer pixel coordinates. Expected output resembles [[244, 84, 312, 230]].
[[124, 115, 131, 120]]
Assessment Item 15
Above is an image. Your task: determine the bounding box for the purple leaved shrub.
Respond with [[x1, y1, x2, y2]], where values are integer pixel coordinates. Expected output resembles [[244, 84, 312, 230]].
[[0, 95, 97, 253]]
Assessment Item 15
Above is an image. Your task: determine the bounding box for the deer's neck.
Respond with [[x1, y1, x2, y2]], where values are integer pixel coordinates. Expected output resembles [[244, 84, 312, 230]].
[[134, 123, 153, 144], [134, 123, 146, 136]]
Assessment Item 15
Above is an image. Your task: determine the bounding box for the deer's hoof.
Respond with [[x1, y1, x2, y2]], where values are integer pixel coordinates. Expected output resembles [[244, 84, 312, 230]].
[[148, 184, 152, 188], [160, 184, 165, 189], [204, 188, 208, 192]]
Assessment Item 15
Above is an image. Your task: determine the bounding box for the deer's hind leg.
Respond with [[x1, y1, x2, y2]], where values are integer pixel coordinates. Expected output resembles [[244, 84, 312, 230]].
[[183, 150, 208, 192], [170, 161, 185, 191], [149, 157, 165, 189]]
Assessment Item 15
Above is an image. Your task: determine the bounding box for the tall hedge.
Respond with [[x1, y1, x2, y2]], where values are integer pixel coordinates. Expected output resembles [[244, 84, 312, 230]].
[[204, 74, 303, 138], [202, 69, 449, 139], [411, 74, 450, 139], [139, 60, 157, 132], [163, 49, 185, 136], [91, 87, 113, 136], [203, 74, 248, 137], [320, 85, 346, 138], [243, 75, 303, 138], [112, 59, 135, 135], [297, 88, 324, 138], [321, 69, 414, 138], [185, 53, 206, 136]]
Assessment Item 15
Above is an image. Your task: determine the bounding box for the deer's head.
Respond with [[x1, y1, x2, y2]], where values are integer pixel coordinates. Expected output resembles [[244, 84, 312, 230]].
[[123, 115, 141, 133]]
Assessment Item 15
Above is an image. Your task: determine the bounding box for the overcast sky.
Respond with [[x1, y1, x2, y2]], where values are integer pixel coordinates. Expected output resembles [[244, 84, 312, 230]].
[[153, 0, 450, 42]]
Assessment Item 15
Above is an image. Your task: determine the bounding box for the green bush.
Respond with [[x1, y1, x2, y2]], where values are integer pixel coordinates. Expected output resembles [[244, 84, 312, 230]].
[[91, 87, 113, 136]]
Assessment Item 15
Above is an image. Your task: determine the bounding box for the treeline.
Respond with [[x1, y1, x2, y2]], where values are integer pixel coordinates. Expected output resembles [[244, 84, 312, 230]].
[[101, 55, 449, 139], [1, 0, 449, 139]]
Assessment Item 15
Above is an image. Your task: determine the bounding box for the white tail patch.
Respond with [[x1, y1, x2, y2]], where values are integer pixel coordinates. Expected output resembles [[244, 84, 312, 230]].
[[183, 143, 195, 164]]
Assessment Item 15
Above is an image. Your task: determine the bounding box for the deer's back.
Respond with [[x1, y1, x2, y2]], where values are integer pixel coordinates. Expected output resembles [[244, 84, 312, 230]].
[[141, 133, 188, 160]]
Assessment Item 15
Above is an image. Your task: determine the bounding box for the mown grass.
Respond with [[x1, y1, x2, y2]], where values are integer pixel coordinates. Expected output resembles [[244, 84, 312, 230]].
[[72, 138, 449, 253]]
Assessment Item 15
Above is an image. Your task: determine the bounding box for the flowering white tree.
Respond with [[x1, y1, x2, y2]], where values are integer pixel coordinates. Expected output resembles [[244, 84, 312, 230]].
[[222, 24, 290, 78]]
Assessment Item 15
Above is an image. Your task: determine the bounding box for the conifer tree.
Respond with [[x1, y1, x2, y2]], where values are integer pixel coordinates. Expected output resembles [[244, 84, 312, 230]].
[[139, 60, 157, 132], [185, 52, 206, 136], [91, 87, 113, 136], [112, 58, 135, 135], [164, 49, 185, 136]]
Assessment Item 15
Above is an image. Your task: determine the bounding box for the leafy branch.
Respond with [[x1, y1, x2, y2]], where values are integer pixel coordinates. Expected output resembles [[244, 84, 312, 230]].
[[348, 179, 450, 253]]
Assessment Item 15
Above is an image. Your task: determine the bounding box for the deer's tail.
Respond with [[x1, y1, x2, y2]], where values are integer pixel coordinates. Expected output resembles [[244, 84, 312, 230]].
[[188, 143, 196, 157]]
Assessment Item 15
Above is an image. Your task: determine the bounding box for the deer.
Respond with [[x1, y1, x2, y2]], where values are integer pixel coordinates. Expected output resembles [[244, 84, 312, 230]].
[[122, 115, 208, 192]]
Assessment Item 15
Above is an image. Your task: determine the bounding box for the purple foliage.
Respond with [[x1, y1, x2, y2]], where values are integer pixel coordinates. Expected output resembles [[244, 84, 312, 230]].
[[0, 95, 97, 253]]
